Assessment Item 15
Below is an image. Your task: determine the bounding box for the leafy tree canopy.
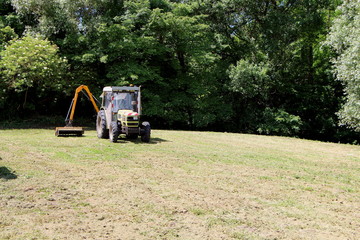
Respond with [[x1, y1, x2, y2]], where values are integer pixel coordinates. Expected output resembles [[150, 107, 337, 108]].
[[1, 35, 68, 90], [0, 35, 68, 111], [327, 0, 360, 131]]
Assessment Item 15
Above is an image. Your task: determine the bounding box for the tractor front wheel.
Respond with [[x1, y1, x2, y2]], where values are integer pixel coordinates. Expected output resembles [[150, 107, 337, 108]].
[[97, 110, 108, 139], [109, 121, 119, 143], [141, 122, 151, 143]]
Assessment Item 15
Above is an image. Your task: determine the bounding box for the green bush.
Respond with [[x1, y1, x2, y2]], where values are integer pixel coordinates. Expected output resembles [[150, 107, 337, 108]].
[[257, 108, 303, 136]]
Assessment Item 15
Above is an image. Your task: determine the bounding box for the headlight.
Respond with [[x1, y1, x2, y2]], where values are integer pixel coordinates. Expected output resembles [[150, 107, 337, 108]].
[[133, 116, 138, 120]]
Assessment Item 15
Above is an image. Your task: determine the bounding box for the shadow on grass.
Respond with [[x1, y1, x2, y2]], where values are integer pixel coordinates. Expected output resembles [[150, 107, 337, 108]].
[[116, 137, 170, 144], [0, 167, 17, 180], [56, 134, 85, 138], [146, 137, 170, 144]]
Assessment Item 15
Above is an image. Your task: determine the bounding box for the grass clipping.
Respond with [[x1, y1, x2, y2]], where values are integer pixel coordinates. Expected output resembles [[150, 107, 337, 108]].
[[0, 129, 359, 239]]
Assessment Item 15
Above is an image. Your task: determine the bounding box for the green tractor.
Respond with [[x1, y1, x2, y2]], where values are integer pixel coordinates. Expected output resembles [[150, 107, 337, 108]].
[[96, 86, 151, 143]]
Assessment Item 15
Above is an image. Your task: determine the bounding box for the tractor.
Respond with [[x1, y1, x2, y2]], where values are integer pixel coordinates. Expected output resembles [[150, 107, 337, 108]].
[[96, 86, 151, 143]]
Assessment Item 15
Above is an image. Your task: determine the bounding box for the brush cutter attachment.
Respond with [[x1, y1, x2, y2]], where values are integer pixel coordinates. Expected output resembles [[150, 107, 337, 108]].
[[55, 127, 84, 137], [55, 85, 99, 137]]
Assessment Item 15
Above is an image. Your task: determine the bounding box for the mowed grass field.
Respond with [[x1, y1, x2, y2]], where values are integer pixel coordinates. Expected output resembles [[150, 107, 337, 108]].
[[0, 129, 359, 240]]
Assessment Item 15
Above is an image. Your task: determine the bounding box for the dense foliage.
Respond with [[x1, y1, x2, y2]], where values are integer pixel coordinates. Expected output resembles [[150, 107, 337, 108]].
[[0, 0, 359, 142], [1, 36, 67, 91], [327, 0, 360, 132]]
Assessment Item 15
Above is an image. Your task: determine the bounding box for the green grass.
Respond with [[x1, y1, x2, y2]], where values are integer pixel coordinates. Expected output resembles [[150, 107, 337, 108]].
[[0, 129, 359, 239]]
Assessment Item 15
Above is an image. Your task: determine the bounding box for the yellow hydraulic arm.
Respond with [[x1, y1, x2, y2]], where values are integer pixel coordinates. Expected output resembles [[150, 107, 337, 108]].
[[65, 85, 99, 126]]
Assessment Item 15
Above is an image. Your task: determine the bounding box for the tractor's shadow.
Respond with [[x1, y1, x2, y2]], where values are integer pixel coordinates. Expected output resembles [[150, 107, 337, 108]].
[[0, 167, 18, 180], [116, 137, 169, 144]]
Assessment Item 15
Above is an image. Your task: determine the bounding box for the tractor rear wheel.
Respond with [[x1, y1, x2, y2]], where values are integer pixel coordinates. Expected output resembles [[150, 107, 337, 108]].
[[141, 122, 151, 143], [97, 110, 108, 139], [109, 121, 119, 143]]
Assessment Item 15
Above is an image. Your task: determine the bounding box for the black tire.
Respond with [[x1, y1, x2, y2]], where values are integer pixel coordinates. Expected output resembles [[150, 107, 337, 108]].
[[96, 110, 109, 139], [109, 121, 119, 143], [141, 121, 151, 143]]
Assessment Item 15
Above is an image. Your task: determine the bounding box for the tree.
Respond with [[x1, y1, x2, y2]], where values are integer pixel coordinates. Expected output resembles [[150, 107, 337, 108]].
[[91, 1, 225, 128], [327, 0, 360, 131], [0, 35, 68, 111]]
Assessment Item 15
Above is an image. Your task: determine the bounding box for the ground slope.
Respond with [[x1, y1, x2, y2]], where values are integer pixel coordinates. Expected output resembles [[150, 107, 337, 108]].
[[0, 129, 359, 239]]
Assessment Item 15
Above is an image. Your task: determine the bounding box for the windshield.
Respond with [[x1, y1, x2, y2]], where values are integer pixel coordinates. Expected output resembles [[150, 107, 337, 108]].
[[112, 92, 138, 112]]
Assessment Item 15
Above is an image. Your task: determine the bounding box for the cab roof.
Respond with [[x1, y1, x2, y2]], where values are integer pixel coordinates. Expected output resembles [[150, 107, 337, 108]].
[[102, 86, 140, 92]]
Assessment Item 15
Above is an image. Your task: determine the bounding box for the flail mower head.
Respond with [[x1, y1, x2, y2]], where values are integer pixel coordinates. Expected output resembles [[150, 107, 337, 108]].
[[55, 126, 84, 137]]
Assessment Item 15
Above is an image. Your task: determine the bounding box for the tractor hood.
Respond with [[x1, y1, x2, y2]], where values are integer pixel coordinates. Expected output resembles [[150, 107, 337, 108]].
[[118, 109, 140, 127], [118, 110, 139, 118]]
